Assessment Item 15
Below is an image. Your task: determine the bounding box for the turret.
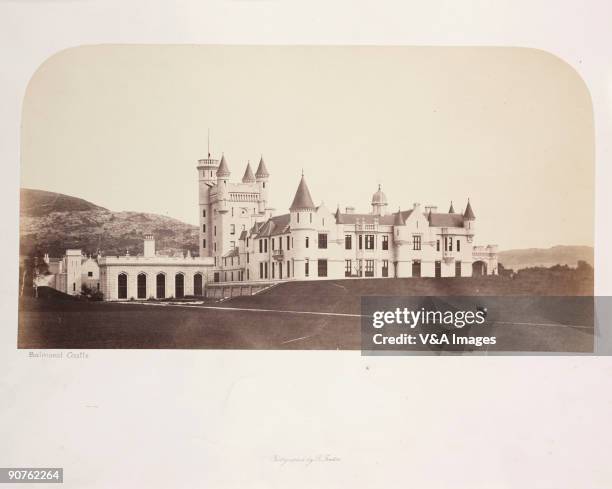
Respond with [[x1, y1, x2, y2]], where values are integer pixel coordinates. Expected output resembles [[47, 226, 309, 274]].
[[216, 154, 230, 213], [242, 161, 256, 183], [289, 173, 316, 279], [371, 184, 388, 215], [255, 155, 270, 213], [463, 199, 475, 239], [197, 148, 220, 258]]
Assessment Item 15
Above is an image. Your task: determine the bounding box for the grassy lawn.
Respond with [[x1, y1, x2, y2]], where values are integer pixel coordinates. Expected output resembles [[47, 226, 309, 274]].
[[18, 273, 594, 351]]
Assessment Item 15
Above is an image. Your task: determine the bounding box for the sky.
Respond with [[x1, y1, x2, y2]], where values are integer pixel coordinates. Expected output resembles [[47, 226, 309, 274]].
[[20, 45, 594, 250]]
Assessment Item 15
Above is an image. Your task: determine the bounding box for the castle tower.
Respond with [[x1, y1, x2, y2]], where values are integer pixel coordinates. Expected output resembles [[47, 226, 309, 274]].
[[216, 154, 230, 214], [463, 199, 476, 240], [255, 156, 270, 214], [371, 184, 388, 215], [289, 173, 316, 280], [197, 153, 219, 257]]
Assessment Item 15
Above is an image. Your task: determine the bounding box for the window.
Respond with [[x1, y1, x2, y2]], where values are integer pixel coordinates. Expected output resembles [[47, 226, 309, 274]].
[[455, 261, 462, 277], [287, 236, 290, 249], [297, 213, 300, 223], [436, 240, 440, 252], [194, 273, 203, 296], [306, 237, 310, 248], [137, 273, 147, 299], [382, 260, 389, 277], [272, 239, 275, 251], [203, 224, 206, 232], [259, 240, 263, 253], [310, 213, 312, 223], [359, 235, 363, 249], [214, 242, 216, 252], [259, 262, 263, 279], [118, 273, 127, 299], [318, 259, 328, 277], [382, 235, 389, 250], [230, 224, 235, 235], [345, 260, 352, 277], [318, 233, 328, 249], [88, 271, 93, 277], [345, 235, 352, 249], [456, 239, 461, 252], [286, 260, 290, 277], [214, 225, 216, 236], [365, 234, 375, 250], [203, 209, 206, 217], [412, 260, 421, 278], [449, 237, 453, 252], [156, 273, 165, 298], [265, 262, 269, 279], [305, 259, 309, 277], [203, 239, 206, 248], [264, 239, 268, 253], [272, 262, 275, 279], [230, 241, 235, 249], [246, 253, 249, 264], [365, 260, 374, 277], [413, 235, 422, 250]]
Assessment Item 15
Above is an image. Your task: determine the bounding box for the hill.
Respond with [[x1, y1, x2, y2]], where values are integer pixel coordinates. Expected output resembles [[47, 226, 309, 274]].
[[20, 188, 198, 257], [20, 188, 107, 216], [498, 245, 593, 271]]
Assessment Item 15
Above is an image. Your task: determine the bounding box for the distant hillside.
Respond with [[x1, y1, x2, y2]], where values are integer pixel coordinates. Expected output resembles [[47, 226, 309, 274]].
[[21, 188, 107, 216], [20, 188, 198, 257], [498, 245, 594, 271]]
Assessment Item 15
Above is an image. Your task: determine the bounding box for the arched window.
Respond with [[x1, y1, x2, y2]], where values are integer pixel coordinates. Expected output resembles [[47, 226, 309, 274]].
[[175, 273, 184, 298], [118, 273, 128, 299], [137, 273, 147, 299], [194, 273, 203, 296], [156, 273, 166, 299]]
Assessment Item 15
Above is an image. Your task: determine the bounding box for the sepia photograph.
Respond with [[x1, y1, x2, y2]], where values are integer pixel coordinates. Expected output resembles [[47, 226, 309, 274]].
[[18, 45, 594, 351], [3, 2, 612, 488]]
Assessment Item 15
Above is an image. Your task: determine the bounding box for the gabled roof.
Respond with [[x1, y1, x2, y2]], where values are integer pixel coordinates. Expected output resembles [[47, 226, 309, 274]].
[[255, 156, 269, 178], [253, 214, 291, 237], [222, 248, 239, 258], [242, 162, 255, 183], [334, 209, 413, 225], [216, 154, 230, 177], [290, 175, 315, 210], [239, 230, 248, 240], [463, 200, 475, 220], [428, 213, 465, 228]]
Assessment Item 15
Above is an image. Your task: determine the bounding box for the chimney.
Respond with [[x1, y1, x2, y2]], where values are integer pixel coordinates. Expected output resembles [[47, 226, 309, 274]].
[[144, 234, 155, 257], [345, 206, 355, 214], [424, 205, 437, 214]]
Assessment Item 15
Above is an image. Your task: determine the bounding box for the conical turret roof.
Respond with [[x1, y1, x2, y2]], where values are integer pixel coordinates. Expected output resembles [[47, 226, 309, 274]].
[[216, 154, 230, 177], [448, 201, 455, 213], [393, 208, 405, 225], [463, 199, 475, 220], [290, 174, 315, 210], [255, 156, 269, 178], [242, 162, 255, 183]]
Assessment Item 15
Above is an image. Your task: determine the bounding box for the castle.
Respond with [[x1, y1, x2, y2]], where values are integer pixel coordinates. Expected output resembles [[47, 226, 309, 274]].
[[40, 152, 498, 300], [199, 154, 498, 283]]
